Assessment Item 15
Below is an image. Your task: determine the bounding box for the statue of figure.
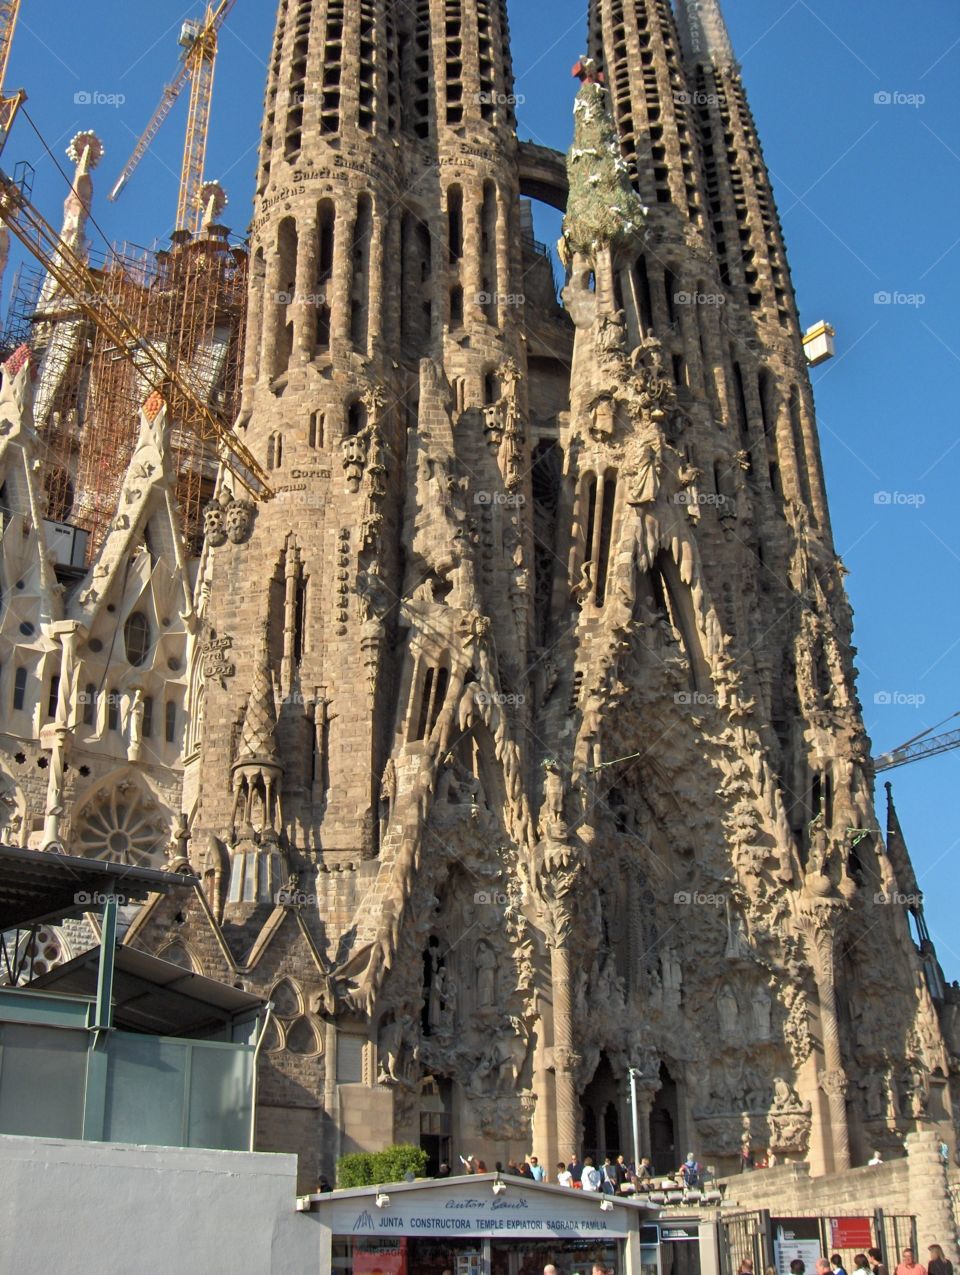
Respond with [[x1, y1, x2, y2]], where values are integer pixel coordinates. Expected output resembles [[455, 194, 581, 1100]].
[[378, 1014, 414, 1084], [773, 1076, 799, 1111], [542, 760, 566, 834], [428, 950, 446, 1032], [906, 1065, 928, 1118], [752, 982, 772, 1041], [597, 309, 627, 357], [660, 947, 683, 1010], [718, 985, 739, 1039], [627, 442, 662, 506], [476, 941, 497, 1010]]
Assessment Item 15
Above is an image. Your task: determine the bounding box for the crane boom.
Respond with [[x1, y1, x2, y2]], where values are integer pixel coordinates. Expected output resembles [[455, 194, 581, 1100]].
[[0, 169, 272, 501], [109, 0, 237, 231], [108, 67, 191, 204], [875, 727, 960, 773]]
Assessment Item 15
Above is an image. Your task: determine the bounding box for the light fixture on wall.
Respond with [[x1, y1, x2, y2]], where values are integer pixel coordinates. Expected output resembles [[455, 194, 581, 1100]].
[[492, 1175, 506, 1196], [375, 1189, 390, 1209], [600, 1199, 614, 1212]]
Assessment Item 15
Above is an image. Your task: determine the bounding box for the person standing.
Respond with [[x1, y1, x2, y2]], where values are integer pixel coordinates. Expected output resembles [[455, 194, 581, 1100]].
[[895, 1249, 926, 1275], [528, 1156, 546, 1182], [868, 1249, 889, 1275], [832, 1254, 849, 1275], [737, 1259, 754, 1275], [556, 1161, 573, 1188], [927, 1246, 953, 1275], [568, 1151, 584, 1185], [853, 1257, 871, 1275], [581, 1157, 602, 1191]]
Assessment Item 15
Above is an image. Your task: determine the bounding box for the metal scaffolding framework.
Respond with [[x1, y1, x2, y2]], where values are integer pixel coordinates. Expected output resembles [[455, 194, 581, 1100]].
[[10, 225, 249, 558]]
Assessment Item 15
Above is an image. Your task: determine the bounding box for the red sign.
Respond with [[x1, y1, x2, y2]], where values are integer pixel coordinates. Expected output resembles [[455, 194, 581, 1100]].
[[830, 1219, 874, 1250], [354, 1238, 407, 1275]]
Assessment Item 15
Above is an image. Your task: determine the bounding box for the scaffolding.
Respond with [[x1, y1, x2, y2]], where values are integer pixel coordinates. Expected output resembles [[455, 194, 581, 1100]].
[[16, 225, 247, 558]]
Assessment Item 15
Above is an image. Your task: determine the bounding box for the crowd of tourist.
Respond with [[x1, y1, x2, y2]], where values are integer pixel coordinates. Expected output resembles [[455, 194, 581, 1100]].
[[759, 1244, 955, 1275], [440, 1151, 706, 1193]]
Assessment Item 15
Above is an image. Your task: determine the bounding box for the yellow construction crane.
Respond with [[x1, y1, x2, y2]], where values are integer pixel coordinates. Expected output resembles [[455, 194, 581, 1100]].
[[0, 167, 272, 501], [109, 1, 237, 234], [0, 0, 25, 156]]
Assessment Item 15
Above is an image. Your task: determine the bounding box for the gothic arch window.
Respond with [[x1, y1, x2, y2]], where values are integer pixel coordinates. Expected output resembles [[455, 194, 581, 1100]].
[[82, 683, 97, 727], [447, 185, 464, 261], [74, 781, 168, 868], [267, 431, 283, 471], [271, 978, 303, 1018], [578, 471, 618, 608], [351, 193, 373, 353], [46, 675, 60, 721], [346, 400, 367, 437], [12, 666, 27, 712], [157, 942, 197, 973], [286, 1017, 322, 1056], [789, 385, 816, 523], [634, 255, 654, 334], [409, 660, 450, 743], [124, 611, 152, 667]]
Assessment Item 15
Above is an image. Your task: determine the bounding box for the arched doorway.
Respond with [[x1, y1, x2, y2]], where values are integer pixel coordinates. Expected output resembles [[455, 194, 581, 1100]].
[[580, 1053, 622, 1162], [650, 1062, 679, 1174]]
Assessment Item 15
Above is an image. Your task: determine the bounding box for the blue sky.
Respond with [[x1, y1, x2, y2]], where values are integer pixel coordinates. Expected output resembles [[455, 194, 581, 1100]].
[[5, 1, 960, 974]]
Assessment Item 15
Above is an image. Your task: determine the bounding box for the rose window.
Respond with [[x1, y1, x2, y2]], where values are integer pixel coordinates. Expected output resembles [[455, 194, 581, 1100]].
[[74, 782, 167, 868]]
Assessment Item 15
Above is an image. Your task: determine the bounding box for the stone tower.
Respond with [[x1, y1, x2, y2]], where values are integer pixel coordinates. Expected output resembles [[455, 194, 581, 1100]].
[[127, 0, 952, 1188]]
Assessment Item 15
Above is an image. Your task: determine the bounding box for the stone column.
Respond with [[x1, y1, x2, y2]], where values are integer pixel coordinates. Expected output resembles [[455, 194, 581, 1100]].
[[804, 903, 851, 1173], [41, 622, 80, 850], [906, 1129, 960, 1264], [548, 921, 581, 1161]]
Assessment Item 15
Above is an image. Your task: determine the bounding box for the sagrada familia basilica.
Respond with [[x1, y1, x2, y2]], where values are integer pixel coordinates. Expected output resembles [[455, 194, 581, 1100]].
[[0, 0, 957, 1192]]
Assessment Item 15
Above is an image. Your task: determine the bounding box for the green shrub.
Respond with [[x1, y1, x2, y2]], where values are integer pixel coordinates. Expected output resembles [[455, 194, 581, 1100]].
[[337, 1143, 429, 1188]]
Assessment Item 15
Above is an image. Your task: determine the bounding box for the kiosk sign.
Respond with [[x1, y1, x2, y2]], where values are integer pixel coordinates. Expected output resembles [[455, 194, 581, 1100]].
[[319, 1183, 638, 1240]]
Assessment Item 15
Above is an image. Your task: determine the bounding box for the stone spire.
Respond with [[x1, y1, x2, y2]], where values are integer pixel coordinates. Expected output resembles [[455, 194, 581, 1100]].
[[560, 60, 647, 264], [235, 631, 281, 773], [674, 0, 735, 66]]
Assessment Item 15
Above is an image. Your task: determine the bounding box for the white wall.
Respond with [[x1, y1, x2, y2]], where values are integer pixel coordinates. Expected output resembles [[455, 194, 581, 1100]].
[[0, 1135, 322, 1273]]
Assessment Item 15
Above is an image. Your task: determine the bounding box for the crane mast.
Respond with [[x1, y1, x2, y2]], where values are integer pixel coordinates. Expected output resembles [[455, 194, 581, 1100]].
[[109, 1, 236, 233], [0, 0, 24, 156]]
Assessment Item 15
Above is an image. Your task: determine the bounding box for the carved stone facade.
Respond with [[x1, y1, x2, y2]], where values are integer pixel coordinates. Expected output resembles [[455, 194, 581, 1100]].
[[2, 0, 959, 1197]]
